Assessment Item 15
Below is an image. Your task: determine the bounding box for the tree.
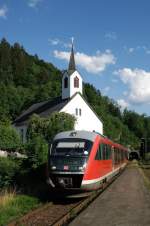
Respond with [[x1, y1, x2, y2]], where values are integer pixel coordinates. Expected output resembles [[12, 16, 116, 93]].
[[26, 112, 76, 168], [0, 157, 20, 189], [0, 122, 21, 150], [27, 112, 76, 142], [25, 135, 48, 169], [0, 38, 13, 84]]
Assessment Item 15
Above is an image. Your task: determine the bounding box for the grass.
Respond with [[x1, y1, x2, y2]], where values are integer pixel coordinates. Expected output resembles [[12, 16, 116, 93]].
[[142, 168, 150, 182], [0, 190, 41, 226], [138, 160, 150, 191]]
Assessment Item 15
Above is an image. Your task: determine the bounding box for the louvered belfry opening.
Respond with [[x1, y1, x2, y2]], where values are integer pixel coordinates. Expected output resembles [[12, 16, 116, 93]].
[[74, 76, 79, 88]]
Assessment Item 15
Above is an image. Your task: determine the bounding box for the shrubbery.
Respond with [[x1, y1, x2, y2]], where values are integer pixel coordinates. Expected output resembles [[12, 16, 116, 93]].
[[25, 135, 48, 169], [0, 122, 21, 150], [25, 112, 76, 169], [0, 157, 21, 189], [0, 122, 22, 190], [0, 112, 76, 190], [27, 112, 76, 142]]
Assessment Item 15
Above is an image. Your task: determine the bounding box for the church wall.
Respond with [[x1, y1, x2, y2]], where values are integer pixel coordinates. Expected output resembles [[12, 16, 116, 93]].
[[60, 94, 103, 134]]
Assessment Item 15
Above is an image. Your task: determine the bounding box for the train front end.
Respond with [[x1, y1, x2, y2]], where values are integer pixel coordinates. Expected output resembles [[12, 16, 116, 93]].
[[47, 131, 97, 196]]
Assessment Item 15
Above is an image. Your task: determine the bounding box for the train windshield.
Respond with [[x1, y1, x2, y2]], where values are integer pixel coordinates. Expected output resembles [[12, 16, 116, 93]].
[[50, 139, 93, 157]]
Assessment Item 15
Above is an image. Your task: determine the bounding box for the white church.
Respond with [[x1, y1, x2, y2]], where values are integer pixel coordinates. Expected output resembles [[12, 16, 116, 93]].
[[13, 43, 103, 142]]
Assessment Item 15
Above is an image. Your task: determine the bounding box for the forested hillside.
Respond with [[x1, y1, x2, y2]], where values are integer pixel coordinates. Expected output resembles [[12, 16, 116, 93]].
[[0, 38, 61, 121], [0, 38, 150, 148]]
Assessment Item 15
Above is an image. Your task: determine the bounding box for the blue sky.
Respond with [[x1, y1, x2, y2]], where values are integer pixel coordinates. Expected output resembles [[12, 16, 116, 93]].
[[1, 0, 150, 115]]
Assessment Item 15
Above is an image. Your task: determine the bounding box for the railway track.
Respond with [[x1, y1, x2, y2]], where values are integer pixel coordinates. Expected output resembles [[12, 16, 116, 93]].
[[7, 168, 125, 226]]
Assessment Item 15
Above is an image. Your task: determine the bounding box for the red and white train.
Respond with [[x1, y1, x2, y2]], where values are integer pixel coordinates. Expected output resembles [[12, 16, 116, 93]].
[[47, 130, 128, 195]]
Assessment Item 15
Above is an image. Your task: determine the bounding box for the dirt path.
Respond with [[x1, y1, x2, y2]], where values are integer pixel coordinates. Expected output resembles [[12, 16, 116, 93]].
[[69, 164, 150, 226]]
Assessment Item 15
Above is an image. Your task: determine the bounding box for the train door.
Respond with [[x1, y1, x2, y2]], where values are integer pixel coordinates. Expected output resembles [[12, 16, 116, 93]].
[[111, 146, 115, 171]]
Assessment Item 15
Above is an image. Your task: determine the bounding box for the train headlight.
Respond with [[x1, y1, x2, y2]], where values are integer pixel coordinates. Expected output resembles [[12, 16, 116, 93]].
[[78, 166, 83, 171], [79, 163, 87, 171], [51, 166, 56, 170]]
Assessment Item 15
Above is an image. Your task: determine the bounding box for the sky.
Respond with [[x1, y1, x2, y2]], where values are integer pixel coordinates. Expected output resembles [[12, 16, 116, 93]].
[[1, 0, 150, 115]]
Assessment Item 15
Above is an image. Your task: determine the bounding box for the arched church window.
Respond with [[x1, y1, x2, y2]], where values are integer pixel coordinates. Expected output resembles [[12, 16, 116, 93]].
[[74, 76, 79, 88], [64, 77, 68, 88]]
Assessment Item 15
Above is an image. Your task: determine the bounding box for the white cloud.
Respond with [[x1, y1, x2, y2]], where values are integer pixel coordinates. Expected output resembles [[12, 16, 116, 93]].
[[117, 99, 129, 110], [48, 38, 60, 46], [129, 48, 134, 53], [28, 0, 42, 8], [54, 50, 116, 74], [124, 45, 150, 55], [116, 68, 150, 104], [123, 46, 135, 54], [0, 5, 8, 19], [48, 38, 71, 48], [105, 32, 117, 40]]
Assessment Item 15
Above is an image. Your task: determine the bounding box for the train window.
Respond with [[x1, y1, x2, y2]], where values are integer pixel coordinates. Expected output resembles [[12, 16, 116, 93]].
[[95, 143, 103, 160], [107, 145, 111, 159], [102, 144, 105, 160], [95, 145, 100, 160], [103, 144, 110, 160], [118, 149, 119, 163], [51, 139, 93, 157], [117, 149, 121, 163], [118, 149, 120, 163], [114, 148, 116, 163], [120, 150, 122, 161], [119, 149, 121, 163], [121, 150, 124, 161], [114, 148, 118, 164], [95, 148, 100, 160], [104, 144, 107, 160], [95, 144, 112, 160], [101, 144, 105, 159]]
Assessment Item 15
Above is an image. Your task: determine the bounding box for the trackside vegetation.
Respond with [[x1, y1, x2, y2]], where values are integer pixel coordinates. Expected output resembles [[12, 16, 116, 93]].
[[0, 191, 41, 226], [0, 112, 75, 225]]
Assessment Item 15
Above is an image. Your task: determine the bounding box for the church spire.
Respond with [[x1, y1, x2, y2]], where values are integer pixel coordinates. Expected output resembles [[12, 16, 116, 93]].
[[62, 39, 83, 100], [68, 37, 76, 74]]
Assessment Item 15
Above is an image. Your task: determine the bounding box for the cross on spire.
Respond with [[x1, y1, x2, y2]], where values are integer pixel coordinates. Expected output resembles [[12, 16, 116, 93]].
[[68, 37, 76, 74]]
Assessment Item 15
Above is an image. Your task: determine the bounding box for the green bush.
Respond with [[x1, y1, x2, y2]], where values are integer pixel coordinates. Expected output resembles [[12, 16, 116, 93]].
[[25, 112, 76, 169], [0, 122, 21, 150], [25, 135, 48, 169], [27, 112, 76, 142], [0, 157, 20, 189]]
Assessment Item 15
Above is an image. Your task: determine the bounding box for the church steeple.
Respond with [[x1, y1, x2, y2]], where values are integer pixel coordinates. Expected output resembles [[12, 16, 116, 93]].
[[68, 38, 76, 74], [62, 39, 83, 100]]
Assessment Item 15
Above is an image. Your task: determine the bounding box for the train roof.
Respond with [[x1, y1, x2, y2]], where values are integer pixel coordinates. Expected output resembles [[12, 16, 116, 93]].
[[53, 130, 99, 142], [53, 130, 128, 151]]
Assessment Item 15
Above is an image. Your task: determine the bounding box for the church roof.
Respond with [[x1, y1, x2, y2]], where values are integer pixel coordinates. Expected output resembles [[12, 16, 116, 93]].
[[14, 92, 103, 126], [14, 96, 70, 125]]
